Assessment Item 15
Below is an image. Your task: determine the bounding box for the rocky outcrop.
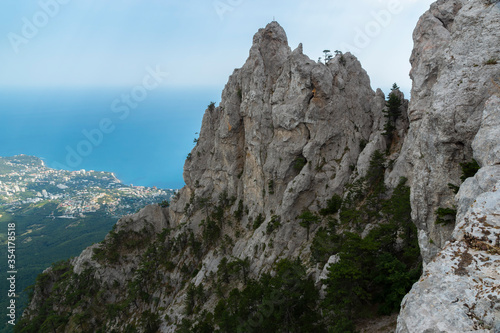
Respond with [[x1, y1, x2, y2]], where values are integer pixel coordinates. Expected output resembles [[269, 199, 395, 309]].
[[175, 22, 385, 221], [21, 22, 409, 332], [165, 21, 399, 325], [397, 166, 500, 332], [392, 0, 500, 264], [170, 21, 390, 275], [396, 1, 500, 331]]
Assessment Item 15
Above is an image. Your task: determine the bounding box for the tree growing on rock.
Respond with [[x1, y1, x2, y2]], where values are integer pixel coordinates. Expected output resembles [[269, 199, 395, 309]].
[[382, 83, 402, 141], [298, 210, 319, 241]]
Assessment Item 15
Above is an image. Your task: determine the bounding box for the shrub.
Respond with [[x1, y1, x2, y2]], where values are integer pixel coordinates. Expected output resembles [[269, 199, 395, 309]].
[[268, 179, 275, 195], [252, 213, 265, 230], [234, 200, 244, 221], [266, 215, 281, 234], [319, 194, 343, 216], [208, 102, 216, 111], [448, 183, 460, 194], [460, 159, 480, 182], [485, 58, 498, 65], [293, 156, 307, 172], [359, 139, 368, 150], [435, 207, 457, 225]]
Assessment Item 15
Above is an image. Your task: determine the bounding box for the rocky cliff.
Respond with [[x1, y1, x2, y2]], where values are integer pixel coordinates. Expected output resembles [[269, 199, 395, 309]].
[[395, 0, 500, 331], [17, 1, 500, 332], [18, 21, 415, 333], [392, 0, 500, 265]]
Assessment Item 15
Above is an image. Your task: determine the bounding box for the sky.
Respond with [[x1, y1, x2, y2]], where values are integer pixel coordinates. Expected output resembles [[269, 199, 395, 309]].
[[0, 0, 436, 96]]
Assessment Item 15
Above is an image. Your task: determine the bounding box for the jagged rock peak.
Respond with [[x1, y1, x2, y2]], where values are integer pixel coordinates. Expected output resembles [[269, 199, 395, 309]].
[[246, 21, 292, 75], [252, 21, 288, 47]]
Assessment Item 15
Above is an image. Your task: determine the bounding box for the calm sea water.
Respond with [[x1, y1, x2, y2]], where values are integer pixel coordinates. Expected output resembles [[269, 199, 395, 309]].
[[0, 87, 221, 189]]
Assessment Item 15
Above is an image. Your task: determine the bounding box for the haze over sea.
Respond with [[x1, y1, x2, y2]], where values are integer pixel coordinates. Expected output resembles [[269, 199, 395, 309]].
[[0, 87, 220, 189]]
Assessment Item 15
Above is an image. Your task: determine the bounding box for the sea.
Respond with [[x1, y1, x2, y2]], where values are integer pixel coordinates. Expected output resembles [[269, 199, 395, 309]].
[[0, 87, 221, 189]]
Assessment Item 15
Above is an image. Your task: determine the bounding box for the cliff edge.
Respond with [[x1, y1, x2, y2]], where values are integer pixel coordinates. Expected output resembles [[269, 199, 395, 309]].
[[396, 0, 500, 331]]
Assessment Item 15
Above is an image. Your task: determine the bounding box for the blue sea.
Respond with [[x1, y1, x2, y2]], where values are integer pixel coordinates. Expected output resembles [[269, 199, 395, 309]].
[[0, 87, 221, 189]]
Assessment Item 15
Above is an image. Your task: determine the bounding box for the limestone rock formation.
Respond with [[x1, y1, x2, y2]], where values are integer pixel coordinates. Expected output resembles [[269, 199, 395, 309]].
[[392, 0, 500, 264], [397, 166, 500, 332], [175, 22, 385, 225], [396, 1, 500, 332], [20, 22, 409, 332], [170, 21, 390, 277]]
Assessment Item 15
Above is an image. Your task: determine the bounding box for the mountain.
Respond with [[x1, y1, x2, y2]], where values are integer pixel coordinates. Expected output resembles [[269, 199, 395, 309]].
[[16, 0, 500, 332]]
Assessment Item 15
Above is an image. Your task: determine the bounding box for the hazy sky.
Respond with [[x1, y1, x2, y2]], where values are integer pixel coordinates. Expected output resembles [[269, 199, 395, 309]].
[[1, 0, 435, 96]]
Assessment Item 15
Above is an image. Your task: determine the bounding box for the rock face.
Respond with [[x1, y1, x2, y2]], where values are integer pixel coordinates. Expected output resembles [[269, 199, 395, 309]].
[[165, 22, 399, 325], [175, 22, 384, 224], [396, 1, 500, 332], [21, 22, 408, 332], [170, 21, 390, 275], [397, 167, 500, 332], [392, 0, 500, 264]]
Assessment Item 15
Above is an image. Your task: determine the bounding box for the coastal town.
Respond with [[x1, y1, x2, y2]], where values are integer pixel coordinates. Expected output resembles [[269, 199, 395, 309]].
[[0, 155, 175, 218]]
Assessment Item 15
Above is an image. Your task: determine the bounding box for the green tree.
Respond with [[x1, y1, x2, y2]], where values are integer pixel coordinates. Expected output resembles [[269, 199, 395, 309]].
[[183, 259, 325, 333], [229, 257, 250, 284], [298, 210, 319, 241], [323, 232, 374, 329], [323, 49, 333, 62], [319, 194, 343, 216], [322, 177, 421, 329], [201, 217, 221, 245], [185, 283, 197, 315], [140, 310, 160, 333], [382, 84, 402, 140], [218, 257, 230, 284], [252, 213, 265, 230], [311, 218, 342, 264]]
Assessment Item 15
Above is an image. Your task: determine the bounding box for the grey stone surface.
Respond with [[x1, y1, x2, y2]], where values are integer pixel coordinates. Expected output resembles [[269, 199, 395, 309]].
[[396, 2, 500, 331], [393, 0, 500, 264], [169, 21, 391, 278], [53, 22, 397, 330], [397, 170, 500, 333], [473, 95, 500, 167]]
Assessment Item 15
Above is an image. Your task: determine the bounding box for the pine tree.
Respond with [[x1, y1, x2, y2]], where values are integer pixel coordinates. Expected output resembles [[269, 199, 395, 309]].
[[298, 210, 319, 241], [382, 84, 402, 140]]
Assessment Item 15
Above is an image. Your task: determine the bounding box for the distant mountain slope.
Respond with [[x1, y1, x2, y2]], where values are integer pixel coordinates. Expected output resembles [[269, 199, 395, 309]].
[[0, 155, 174, 333]]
